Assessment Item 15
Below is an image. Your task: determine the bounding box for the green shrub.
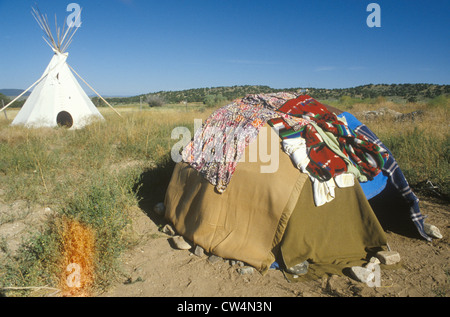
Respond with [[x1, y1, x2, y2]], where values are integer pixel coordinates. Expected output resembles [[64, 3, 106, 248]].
[[203, 94, 226, 107], [427, 95, 449, 109], [60, 170, 138, 289], [0, 216, 64, 297], [146, 95, 165, 107], [382, 127, 449, 198]]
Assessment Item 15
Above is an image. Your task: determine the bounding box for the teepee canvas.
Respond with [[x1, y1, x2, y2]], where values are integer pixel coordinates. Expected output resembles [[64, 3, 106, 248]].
[[11, 49, 104, 129], [1, 7, 118, 128]]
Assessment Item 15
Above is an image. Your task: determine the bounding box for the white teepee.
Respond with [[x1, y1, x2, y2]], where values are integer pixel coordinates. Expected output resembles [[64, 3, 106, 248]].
[[1, 7, 120, 129]]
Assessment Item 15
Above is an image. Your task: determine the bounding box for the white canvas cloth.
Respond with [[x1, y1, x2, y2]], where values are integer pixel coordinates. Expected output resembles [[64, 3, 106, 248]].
[[11, 50, 104, 129]]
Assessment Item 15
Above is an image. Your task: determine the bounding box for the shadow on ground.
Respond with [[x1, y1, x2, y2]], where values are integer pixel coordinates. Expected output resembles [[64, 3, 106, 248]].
[[133, 159, 176, 226], [369, 182, 423, 240]]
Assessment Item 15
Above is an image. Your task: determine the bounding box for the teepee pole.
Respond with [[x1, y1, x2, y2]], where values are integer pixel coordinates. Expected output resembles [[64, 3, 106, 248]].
[[55, 14, 61, 48], [68, 64, 122, 118], [1, 100, 7, 119], [60, 9, 82, 53], [0, 73, 49, 112]]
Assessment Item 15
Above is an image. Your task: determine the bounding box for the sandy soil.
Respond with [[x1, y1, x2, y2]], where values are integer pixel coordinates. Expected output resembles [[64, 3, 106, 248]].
[[1, 192, 448, 298], [101, 197, 449, 298]]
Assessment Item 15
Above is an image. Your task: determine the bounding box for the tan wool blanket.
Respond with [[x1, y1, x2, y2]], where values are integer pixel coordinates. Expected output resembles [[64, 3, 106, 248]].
[[164, 124, 387, 274]]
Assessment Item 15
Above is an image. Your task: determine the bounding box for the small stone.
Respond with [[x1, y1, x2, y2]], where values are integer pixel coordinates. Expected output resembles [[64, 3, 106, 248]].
[[350, 266, 372, 283], [208, 254, 222, 264], [376, 251, 401, 265], [368, 257, 381, 265], [162, 224, 176, 236], [424, 223, 443, 239], [236, 261, 245, 267], [238, 267, 254, 275], [170, 236, 192, 250], [286, 260, 309, 275], [153, 202, 165, 216], [194, 245, 204, 257]]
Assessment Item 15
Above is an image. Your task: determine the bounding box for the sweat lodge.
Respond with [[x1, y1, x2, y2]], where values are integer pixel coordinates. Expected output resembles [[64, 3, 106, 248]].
[[163, 92, 439, 280]]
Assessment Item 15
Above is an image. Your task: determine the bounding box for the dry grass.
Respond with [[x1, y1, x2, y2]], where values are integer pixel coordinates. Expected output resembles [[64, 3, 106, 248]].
[[347, 100, 449, 197], [0, 104, 212, 296], [0, 98, 447, 296], [350, 100, 448, 139], [59, 218, 96, 297]]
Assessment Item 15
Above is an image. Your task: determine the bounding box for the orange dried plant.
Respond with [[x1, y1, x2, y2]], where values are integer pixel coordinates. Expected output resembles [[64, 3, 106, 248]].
[[59, 217, 96, 297]]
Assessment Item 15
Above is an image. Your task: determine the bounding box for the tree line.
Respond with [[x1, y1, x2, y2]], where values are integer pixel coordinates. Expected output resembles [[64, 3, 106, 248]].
[[0, 93, 26, 108], [4, 84, 449, 109], [100, 83, 450, 107]]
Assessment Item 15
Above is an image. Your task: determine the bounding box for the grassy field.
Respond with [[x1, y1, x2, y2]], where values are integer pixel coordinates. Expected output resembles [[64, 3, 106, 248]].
[[329, 96, 449, 197], [0, 102, 214, 296], [0, 97, 448, 296]]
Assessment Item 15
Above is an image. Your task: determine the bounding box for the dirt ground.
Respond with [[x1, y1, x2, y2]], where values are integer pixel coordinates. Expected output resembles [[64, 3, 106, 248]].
[[101, 197, 449, 298], [1, 191, 448, 298]]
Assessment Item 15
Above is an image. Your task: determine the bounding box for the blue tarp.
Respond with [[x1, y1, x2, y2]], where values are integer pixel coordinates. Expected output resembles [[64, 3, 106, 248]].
[[338, 112, 430, 241], [338, 112, 388, 200]]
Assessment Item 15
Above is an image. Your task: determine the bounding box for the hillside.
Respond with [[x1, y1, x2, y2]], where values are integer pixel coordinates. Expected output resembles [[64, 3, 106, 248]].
[[0, 89, 31, 98], [0, 89, 30, 109], [4, 84, 449, 108], [102, 83, 450, 105]]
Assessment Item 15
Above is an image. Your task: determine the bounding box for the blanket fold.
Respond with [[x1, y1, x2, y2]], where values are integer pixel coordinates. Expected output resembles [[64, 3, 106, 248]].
[[167, 126, 308, 273]]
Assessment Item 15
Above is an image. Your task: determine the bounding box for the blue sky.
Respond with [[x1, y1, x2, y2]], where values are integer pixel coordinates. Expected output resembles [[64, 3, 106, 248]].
[[0, 0, 449, 96]]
